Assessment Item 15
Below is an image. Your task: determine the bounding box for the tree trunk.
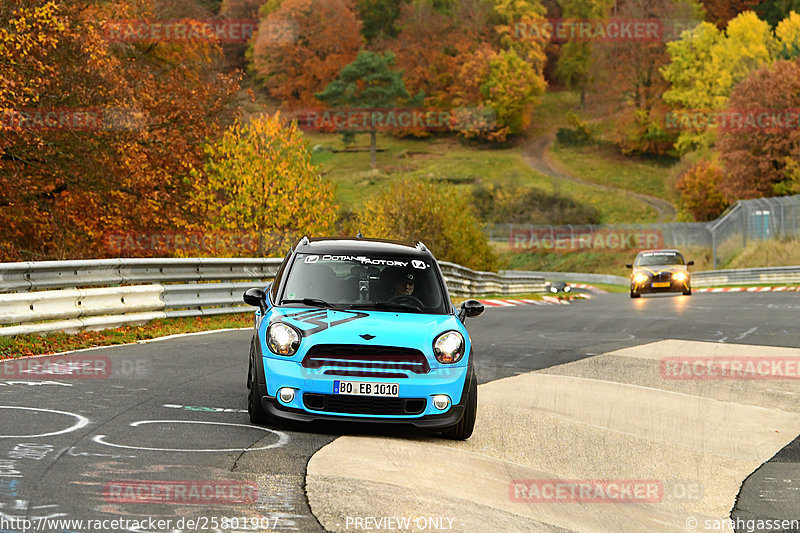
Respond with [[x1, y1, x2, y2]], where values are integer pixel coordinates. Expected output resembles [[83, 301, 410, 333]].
[[370, 131, 377, 168]]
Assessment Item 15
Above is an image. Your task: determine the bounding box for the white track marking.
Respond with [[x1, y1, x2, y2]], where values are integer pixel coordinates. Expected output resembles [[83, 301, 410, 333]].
[[91, 420, 288, 452], [0, 407, 89, 439]]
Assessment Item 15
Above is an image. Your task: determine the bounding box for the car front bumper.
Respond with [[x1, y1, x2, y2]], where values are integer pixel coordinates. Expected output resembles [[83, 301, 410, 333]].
[[632, 279, 690, 293], [254, 347, 473, 428]]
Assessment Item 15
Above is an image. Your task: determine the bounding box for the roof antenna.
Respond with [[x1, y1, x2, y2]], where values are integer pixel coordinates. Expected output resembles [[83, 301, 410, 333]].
[[356, 230, 364, 239]]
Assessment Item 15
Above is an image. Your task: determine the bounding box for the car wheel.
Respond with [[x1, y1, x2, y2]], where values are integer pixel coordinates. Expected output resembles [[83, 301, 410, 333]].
[[442, 369, 477, 440], [683, 288, 692, 296], [630, 290, 641, 299], [248, 339, 271, 425]]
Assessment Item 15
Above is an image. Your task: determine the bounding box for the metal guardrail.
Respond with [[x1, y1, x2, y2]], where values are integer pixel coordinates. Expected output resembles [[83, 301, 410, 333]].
[[501, 270, 630, 287], [0, 258, 547, 336], [519, 267, 800, 288], [692, 266, 800, 287], [3, 257, 795, 336], [0, 258, 282, 293]]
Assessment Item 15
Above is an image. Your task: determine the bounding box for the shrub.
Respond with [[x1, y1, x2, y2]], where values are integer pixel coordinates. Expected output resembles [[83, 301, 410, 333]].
[[352, 179, 498, 271], [676, 160, 729, 222]]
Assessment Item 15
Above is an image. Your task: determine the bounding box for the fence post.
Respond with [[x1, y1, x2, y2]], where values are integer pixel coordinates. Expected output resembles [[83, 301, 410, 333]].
[[711, 229, 717, 269]]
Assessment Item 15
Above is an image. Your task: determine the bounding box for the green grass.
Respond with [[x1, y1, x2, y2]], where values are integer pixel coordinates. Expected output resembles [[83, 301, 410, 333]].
[[308, 133, 548, 211], [308, 132, 660, 224], [0, 314, 253, 358], [528, 91, 583, 136], [549, 143, 678, 205]]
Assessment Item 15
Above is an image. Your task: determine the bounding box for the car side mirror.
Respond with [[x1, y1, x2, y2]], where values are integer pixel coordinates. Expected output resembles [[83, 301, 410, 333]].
[[687, 260, 694, 266], [458, 299, 484, 322], [625, 264, 633, 269], [243, 288, 267, 313]]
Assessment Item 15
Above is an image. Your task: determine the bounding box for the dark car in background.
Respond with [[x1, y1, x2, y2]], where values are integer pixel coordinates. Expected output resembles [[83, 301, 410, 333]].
[[627, 249, 694, 298]]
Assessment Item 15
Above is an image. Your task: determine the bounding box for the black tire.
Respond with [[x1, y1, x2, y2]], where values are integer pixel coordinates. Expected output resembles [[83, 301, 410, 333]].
[[442, 370, 477, 440], [683, 288, 692, 296], [630, 290, 641, 299], [247, 339, 270, 425]]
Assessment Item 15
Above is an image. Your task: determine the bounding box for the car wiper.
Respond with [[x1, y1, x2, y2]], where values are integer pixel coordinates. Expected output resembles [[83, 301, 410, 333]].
[[281, 298, 334, 308], [348, 302, 422, 312]]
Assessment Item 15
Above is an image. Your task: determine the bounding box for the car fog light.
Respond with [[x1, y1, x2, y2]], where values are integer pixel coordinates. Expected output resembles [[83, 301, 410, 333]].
[[278, 388, 295, 403], [432, 395, 450, 410]]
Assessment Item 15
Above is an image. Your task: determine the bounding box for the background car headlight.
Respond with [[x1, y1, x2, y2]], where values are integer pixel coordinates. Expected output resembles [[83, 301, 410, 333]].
[[433, 331, 464, 364], [633, 273, 649, 284], [267, 323, 301, 356], [673, 271, 688, 282]]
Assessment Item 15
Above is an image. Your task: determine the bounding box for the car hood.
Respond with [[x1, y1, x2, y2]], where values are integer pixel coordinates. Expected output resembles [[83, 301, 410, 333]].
[[265, 306, 467, 358], [633, 265, 689, 275]]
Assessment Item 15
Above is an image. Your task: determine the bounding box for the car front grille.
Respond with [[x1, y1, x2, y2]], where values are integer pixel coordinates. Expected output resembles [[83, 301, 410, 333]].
[[653, 272, 672, 283], [302, 344, 430, 375], [303, 393, 426, 415]]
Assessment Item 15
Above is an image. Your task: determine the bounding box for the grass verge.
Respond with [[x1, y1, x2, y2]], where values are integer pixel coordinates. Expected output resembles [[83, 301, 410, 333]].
[[308, 132, 660, 224], [0, 314, 253, 359]]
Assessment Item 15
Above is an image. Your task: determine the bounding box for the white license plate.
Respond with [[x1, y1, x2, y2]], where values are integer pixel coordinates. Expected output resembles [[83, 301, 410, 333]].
[[333, 380, 399, 397]]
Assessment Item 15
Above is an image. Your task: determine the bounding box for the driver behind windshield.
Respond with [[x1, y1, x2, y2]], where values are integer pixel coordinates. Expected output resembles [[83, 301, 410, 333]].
[[392, 271, 416, 296]]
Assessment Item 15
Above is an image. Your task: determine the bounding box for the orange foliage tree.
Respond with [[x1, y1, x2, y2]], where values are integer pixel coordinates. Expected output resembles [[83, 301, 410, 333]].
[[249, 0, 363, 108], [718, 60, 800, 200], [676, 160, 729, 221], [0, 0, 240, 261]]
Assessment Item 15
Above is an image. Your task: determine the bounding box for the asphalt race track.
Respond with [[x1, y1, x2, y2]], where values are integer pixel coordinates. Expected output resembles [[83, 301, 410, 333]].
[[0, 291, 798, 533]]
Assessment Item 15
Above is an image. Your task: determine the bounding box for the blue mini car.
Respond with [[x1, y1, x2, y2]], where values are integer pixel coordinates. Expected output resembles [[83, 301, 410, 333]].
[[243, 236, 484, 439]]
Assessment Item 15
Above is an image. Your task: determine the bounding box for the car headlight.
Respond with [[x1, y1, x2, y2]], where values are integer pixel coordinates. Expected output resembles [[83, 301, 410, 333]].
[[433, 331, 465, 364], [267, 322, 301, 356], [633, 272, 649, 284], [673, 271, 687, 282]]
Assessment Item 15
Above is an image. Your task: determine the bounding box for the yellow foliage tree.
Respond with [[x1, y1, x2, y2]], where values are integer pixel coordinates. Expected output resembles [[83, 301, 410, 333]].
[[353, 179, 499, 272], [189, 112, 336, 257]]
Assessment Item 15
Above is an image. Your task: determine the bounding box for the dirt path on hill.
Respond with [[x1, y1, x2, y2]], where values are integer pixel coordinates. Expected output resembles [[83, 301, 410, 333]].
[[522, 134, 677, 223]]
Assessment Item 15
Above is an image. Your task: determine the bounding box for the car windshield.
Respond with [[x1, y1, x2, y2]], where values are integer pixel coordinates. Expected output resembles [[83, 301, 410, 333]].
[[280, 253, 447, 314], [635, 252, 685, 267]]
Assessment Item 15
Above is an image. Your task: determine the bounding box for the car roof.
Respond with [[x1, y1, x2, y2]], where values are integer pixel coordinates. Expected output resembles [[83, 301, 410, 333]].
[[293, 236, 432, 258], [637, 249, 682, 255]]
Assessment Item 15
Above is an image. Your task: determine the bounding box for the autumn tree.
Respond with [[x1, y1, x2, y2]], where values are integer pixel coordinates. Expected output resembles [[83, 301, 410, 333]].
[[354, 179, 498, 271], [0, 0, 240, 261], [389, 0, 489, 108], [249, 0, 363, 107], [316, 51, 412, 167], [587, 0, 702, 154], [718, 60, 800, 200], [189, 113, 336, 256], [701, 0, 759, 27], [554, 0, 614, 108], [662, 11, 775, 153], [357, 0, 407, 42], [676, 160, 729, 220], [755, 0, 800, 27]]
